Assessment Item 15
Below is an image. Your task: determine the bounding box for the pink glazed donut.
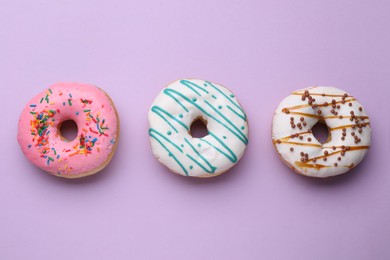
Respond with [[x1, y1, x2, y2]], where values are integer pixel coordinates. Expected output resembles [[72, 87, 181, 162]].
[[17, 83, 119, 178]]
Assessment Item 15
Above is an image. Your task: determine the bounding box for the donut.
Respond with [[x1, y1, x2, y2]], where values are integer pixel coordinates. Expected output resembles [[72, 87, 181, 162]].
[[17, 83, 119, 178], [148, 79, 249, 178], [272, 86, 371, 178]]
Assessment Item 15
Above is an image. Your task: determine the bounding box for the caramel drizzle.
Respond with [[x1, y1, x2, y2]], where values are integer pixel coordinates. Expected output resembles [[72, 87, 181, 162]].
[[292, 91, 348, 97], [329, 123, 370, 131], [281, 95, 370, 132], [293, 87, 317, 92], [286, 111, 321, 118], [274, 135, 369, 169], [286, 112, 369, 121], [322, 145, 351, 149], [273, 131, 312, 142], [277, 141, 322, 148], [306, 145, 369, 162], [282, 98, 356, 112], [295, 161, 356, 169], [324, 115, 369, 120], [295, 161, 329, 169], [294, 145, 368, 170]]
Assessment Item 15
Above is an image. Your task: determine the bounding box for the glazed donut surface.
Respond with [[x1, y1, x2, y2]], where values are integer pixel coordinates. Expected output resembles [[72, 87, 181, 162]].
[[272, 86, 371, 178], [148, 79, 249, 178], [18, 83, 119, 178]]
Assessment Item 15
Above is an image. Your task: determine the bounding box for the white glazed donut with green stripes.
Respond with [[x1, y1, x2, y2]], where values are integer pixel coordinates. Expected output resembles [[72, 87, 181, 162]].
[[148, 79, 249, 178]]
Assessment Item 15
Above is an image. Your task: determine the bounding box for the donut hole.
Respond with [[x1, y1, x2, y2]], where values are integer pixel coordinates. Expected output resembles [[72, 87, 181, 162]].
[[190, 118, 209, 138], [59, 120, 78, 141], [312, 121, 330, 144]]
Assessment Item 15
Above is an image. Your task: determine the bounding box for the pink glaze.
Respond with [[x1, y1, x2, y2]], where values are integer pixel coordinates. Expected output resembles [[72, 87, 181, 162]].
[[17, 83, 119, 177]]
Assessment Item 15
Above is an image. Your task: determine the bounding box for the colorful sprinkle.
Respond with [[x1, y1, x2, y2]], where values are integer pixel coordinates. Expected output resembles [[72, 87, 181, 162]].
[[81, 99, 93, 105], [27, 89, 113, 174]]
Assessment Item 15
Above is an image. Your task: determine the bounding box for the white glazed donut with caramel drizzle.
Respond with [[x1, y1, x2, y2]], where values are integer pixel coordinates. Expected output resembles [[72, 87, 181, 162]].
[[272, 86, 371, 178]]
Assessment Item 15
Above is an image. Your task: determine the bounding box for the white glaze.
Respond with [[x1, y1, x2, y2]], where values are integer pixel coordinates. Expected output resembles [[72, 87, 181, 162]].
[[148, 79, 249, 178], [272, 86, 371, 178]]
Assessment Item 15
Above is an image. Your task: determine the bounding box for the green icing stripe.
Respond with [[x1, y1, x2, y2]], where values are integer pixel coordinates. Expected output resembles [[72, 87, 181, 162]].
[[227, 105, 246, 121], [149, 128, 183, 152], [206, 81, 246, 120], [180, 79, 209, 95], [151, 106, 188, 133], [149, 129, 188, 176], [163, 89, 189, 112], [204, 100, 248, 144], [162, 88, 248, 144], [184, 138, 216, 173]]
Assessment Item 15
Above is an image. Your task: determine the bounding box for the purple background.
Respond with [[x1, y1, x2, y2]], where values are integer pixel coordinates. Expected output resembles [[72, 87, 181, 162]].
[[1, 1, 389, 259]]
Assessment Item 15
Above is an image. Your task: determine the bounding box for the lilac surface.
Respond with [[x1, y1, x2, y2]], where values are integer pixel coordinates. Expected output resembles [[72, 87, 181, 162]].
[[1, 1, 389, 259]]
